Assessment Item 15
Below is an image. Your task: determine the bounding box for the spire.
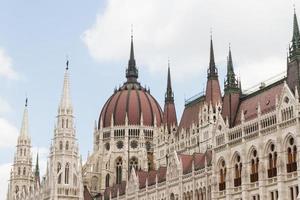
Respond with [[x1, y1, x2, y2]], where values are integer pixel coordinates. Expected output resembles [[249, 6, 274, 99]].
[[20, 97, 29, 137], [207, 35, 218, 78], [224, 46, 239, 94], [35, 153, 40, 186], [165, 60, 174, 103], [59, 60, 72, 110], [126, 27, 139, 83], [290, 9, 300, 59]]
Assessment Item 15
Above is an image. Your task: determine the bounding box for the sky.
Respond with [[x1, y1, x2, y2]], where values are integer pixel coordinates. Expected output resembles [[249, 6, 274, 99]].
[[0, 0, 297, 198]]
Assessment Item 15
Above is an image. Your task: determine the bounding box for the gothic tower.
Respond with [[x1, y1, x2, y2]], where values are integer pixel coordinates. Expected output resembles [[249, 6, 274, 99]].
[[45, 62, 83, 200], [205, 36, 222, 106], [222, 47, 240, 127], [7, 99, 34, 200], [287, 10, 300, 94], [162, 62, 177, 133]]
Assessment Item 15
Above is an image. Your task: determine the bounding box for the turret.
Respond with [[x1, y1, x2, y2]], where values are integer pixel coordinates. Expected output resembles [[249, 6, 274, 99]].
[[287, 9, 300, 94], [162, 62, 177, 133], [222, 47, 241, 127], [205, 36, 222, 106]]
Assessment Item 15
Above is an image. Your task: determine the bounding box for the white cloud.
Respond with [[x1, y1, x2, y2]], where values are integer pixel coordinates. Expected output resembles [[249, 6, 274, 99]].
[[82, 0, 293, 85], [0, 118, 18, 148], [0, 48, 18, 80], [0, 163, 12, 200]]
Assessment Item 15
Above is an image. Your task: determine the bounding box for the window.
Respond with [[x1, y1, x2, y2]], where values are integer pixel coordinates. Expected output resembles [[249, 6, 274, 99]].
[[57, 163, 62, 184], [116, 158, 122, 184], [270, 190, 278, 200], [290, 185, 299, 200], [234, 155, 242, 187], [91, 176, 98, 191], [65, 163, 69, 184], [62, 119, 64, 128], [18, 167, 21, 175], [219, 160, 226, 191], [66, 141, 69, 150], [15, 186, 19, 194], [59, 141, 63, 150], [105, 174, 110, 188], [129, 157, 138, 172], [23, 167, 26, 175], [250, 149, 259, 182], [268, 144, 277, 178], [287, 137, 297, 173]]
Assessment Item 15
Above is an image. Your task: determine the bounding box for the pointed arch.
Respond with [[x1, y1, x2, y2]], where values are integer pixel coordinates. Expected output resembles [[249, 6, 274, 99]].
[[65, 163, 70, 184], [105, 173, 110, 188], [59, 141, 63, 150], [57, 162, 62, 184], [285, 133, 297, 173], [115, 157, 123, 184], [66, 141, 69, 150]]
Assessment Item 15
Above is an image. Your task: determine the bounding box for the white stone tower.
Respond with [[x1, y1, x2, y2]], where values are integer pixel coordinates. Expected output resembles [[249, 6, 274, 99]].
[[45, 62, 83, 200], [7, 99, 34, 200]]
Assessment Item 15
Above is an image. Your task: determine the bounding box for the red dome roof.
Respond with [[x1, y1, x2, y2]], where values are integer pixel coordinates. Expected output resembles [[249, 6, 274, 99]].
[[99, 84, 163, 128]]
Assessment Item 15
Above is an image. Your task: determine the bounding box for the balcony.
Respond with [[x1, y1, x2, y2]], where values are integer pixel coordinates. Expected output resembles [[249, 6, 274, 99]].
[[219, 182, 226, 191], [250, 172, 258, 182], [286, 162, 297, 173], [267, 168, 277, 178], [234, 177, 241, 187]]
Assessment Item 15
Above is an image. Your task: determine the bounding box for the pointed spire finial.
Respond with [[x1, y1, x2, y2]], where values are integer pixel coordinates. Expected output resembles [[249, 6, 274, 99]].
[[25, 97, 28, 107], [290, 7, 300, 59], [207, 32, 217, 78], [20, 98, 29, 137], [126, 26, 139, 83], [165, 60, 174, 103], [224, 45, 239, 94], [59, 60, 72, 110]]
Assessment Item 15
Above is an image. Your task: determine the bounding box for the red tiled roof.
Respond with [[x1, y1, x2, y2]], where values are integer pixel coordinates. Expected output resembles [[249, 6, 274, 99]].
[[163, 102, 177, 131], [205, 79, 222, 106], [235, 80, 284, 125], [104, 181, 127, 198], [99, 86, 163, 128]]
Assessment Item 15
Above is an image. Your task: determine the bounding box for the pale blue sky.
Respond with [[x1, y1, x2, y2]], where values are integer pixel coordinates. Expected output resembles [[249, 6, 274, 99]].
[[0, 0, 297, 198]]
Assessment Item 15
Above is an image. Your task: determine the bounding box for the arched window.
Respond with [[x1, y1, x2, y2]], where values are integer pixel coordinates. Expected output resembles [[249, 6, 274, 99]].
[[66, 141, 69, 150], [219, 160, 226, 191], [91, 176, 98, 191], [20, 148, 22, 156], [24, 149, 26, 156], [23, 167, 26, 175], [129, 157, 138, 172], [18, 167, 21, 175], [62, 119, 64, 128], [234, 154, 242, 187], [116, 157, 122, 184], [57, 162, 62, 184], [268, 143, 277, 178], [65, 163, 69, 184], [250, 149, 259, 182], [66, 119, 68, 128], [15, 186, 19, 194], [59, 141, 63, 150], [170, 193, 175, 200], [105, 174, 110, 188], [287, 137, 297, 173]]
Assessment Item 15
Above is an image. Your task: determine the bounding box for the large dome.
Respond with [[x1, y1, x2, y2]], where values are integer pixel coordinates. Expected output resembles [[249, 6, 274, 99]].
[[98, 36, 163, 129], [99, 83, 163, 128]]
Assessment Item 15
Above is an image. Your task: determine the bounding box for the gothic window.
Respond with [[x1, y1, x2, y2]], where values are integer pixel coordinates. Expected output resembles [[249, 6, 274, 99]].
[[62, 119, 64, 128], [23, 167, 26, 175], [22, 185, 27, 195], [130, 140, 138, 149], [105, 142, 110, 151], [91, 176, 98, 191], [66, 119, 68, 128], [73, 174, 77, 186], [219, 160, 226, 191], [59, 141, 63, 150], [20, 148, 22, 156], [250, 149, 259, 182], [24, 149, 26, 156], [66, 141, 69, 150], [129, 157, 138, 172], [18, 167, 21, 175], [234, 154, 242, 187], [65, 163, 69, 184], [287, 137, 297, 173], [116, 157, 122, 184], [116, 141, 124, 149], [268, 143, 277, 178], [15, 186, 19, 194], [57, 162, 62, 184], [105, 174, 110, 188]]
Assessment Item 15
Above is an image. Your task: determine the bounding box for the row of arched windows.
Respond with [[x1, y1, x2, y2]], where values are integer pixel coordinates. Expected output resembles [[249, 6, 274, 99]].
[[57, 162, 70, 184], [17, 167, 26, 176], [19, 148, 27, 156], [182, 187, 211, 200], [219, 137, 298, 191], [59, 141, 69, 150], [61, 118, 70, 129]]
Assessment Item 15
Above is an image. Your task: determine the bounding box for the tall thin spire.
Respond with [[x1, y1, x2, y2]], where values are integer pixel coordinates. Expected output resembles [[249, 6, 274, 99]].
[[59, 60, 72, 110], [290, 9, 300, 59], [224, 46, 239, 94], [20, 97, 29, 137], [126, 27, 139, 83], [35, 153, 40, 186], [165, 60, 174, 103], [207, 35, 218, 78]]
